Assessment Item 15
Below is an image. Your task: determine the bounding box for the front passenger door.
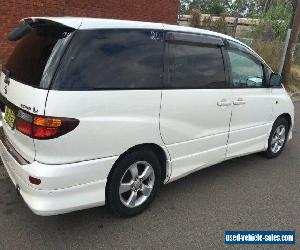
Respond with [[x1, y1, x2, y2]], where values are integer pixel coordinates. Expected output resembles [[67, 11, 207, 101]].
[[226, 41, 273, 159], [160, 32, 233, 181]]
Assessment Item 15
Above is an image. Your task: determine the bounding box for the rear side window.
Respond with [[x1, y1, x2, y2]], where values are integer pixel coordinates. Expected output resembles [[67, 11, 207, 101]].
[[5, 25, 73, 89], [167, 43, 226, 89], [53, 29, 164, 90]]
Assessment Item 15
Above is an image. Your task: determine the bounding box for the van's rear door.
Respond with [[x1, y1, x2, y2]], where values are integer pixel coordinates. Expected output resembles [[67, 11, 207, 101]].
[[0, 18, 77, 162], [0, 74, 48, 162]]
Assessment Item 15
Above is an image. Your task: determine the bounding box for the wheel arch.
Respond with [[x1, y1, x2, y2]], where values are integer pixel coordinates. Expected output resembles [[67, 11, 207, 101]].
[[265, 113, 292, 150], [276, 113, 292, 131], [106, 143, 170, 190], [264, 112, 292, 157], [105, 143, 170, 204]]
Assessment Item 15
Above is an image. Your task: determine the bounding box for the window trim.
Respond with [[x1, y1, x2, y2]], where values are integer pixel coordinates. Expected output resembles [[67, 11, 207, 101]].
[[49, 30, 77, 90], [165, 32, 229, 90], [166, 31, 224, 47], [225, 40, 268, 89]]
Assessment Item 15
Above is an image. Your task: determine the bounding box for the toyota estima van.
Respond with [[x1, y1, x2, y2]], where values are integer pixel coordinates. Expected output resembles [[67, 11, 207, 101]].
[[0, 17, 294, 217]]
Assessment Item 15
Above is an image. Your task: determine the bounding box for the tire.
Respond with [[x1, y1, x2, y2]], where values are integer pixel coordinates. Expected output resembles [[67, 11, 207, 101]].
[[106, 150, 161, 217], [264, 117, 289, 158]]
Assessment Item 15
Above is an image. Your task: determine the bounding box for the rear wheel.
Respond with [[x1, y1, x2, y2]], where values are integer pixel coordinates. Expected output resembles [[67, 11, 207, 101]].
[[107, 150, 161, 217], [265, 117, 289, 158]]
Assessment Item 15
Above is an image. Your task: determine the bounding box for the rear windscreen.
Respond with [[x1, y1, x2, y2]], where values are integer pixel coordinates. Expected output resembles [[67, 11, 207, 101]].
[[5, 25, 73, 89]]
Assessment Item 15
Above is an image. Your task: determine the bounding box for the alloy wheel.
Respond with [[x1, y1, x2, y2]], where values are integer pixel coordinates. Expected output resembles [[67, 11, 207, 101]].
[[119, 161, 155, 208], [270, 125, 286, 154]]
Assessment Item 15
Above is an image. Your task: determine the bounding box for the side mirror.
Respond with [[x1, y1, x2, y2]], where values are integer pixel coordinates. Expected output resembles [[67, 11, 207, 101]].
[[270, 73, 282, 87]]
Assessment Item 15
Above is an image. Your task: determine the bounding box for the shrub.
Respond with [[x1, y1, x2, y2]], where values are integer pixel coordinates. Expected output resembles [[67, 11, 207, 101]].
[[190, 9, 202, 28], [211, 15, 226, 33], [251, 39, 283, 71]]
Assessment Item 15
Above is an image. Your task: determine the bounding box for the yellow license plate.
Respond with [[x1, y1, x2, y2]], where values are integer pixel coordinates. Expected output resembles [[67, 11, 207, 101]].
[[4, 107, 16, 129]]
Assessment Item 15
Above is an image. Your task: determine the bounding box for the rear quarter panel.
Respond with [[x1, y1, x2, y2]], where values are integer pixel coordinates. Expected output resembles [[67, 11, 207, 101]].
[[35, 90, 164, 164]]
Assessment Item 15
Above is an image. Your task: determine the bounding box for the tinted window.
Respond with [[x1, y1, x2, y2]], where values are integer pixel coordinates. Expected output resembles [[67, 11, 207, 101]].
[[228, 49, 265, 88], [5, 25, 72, 88], [53, 29, 164, 90], [167, 43, 226, 88]]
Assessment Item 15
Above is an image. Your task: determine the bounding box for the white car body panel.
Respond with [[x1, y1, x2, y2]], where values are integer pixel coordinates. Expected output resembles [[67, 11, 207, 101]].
[[0, 138, 116, 215], [160, 89, 233, 181], [271, 87, 295, 126], [0, 72, 48, 162], [226, 88, 274, 159], [0, 17, 295, 216], [38, 90, 165, 164]]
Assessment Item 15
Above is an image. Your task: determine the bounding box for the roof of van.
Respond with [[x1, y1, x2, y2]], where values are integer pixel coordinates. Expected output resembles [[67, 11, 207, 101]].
[[24, 16, 233, 39], [23, 17, 268, 67]]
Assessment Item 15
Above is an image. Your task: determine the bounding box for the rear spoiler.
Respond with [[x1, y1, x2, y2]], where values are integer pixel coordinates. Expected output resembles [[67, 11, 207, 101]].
[[7, 21, 33, 41], [7, 18, 78, 41]]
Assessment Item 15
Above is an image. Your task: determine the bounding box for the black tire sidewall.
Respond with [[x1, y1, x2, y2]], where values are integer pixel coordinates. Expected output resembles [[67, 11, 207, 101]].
[[107, 150, 161, 217], [266, 118, 289, 158]]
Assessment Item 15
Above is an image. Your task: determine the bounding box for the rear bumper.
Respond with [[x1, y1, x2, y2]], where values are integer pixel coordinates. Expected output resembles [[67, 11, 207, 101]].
[[0, 131, 118, 216]]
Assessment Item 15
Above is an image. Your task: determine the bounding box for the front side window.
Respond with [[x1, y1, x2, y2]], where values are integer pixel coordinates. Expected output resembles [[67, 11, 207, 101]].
[[167, 43, 226, 89], [53, 29, 164, 90], [228, 48, 265, 88]]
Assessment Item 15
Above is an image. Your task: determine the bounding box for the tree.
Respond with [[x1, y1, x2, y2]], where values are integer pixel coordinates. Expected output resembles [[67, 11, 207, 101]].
[[188, 0, 227, 15], [189, 0, 210, 11], [180, 0, 192, 15], [255, 2, 293, 39], [179, 0, 293, 18], [262, 0, 293, 13], [283, 0, 300, 85], [207, 1, 226, 16], [226, 0, 263, 18]]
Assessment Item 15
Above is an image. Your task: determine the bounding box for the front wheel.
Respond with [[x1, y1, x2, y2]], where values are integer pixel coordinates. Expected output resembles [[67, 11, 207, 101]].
[[106, 150, 161, 217], [265, 117, 289, 158]]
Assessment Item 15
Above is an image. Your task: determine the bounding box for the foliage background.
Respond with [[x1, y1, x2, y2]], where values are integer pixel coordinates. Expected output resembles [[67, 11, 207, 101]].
[[180, 0, 300, 91]]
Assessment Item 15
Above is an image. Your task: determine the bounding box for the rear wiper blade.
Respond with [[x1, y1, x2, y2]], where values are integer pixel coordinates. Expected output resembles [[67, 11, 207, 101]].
[[2, 67, 11, 77], [7, 20, 33, 41], [3, 69, 11, 84]]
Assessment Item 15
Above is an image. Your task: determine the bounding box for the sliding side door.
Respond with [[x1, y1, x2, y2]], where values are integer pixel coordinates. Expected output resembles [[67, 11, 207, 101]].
[[160, 32, 233, 181]]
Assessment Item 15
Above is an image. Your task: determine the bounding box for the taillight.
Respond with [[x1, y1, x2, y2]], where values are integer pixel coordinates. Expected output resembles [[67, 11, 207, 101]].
[[16, 110, 79, 140], [15, 111, 33, 137]]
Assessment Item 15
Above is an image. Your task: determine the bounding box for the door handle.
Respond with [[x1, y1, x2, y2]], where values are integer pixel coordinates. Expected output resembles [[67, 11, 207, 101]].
[[233, 98, 246, 105], [217, 99, 232, 107]]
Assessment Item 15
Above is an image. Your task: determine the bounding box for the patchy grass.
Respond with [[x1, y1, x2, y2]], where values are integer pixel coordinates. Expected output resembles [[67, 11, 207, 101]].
[[286, 64, 300, 95], [291, 64, 300, 71]]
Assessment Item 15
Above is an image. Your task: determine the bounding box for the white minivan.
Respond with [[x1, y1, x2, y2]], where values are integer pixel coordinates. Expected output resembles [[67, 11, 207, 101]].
[[0, 17, 294, 217]]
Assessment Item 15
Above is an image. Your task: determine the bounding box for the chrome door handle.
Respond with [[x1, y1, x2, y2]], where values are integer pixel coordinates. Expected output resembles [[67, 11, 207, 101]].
[[217, 99, 232, 107], [233, 98, 246, 105]]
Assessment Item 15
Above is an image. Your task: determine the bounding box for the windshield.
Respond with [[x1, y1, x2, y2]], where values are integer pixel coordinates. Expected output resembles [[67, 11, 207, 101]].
[[5, 25, 73, 89]]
